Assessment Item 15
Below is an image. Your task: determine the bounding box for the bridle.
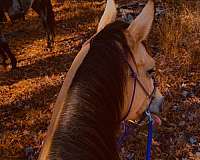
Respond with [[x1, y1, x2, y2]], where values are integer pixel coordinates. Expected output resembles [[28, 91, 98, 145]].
[[121, 56, 157, 122], [88, 26, 157, 122], [118, 54, 158, 160]]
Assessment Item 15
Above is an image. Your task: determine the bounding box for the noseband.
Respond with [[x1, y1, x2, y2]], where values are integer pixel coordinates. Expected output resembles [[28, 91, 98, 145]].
[[121, 59, 157, 121]]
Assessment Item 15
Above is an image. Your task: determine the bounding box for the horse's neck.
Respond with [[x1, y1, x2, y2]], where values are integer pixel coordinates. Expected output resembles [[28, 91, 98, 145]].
[[51, 99, 120, 160]]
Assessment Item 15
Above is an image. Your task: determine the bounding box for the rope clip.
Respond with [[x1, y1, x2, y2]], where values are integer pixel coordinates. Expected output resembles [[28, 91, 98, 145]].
[[145, 110, 153, 124]]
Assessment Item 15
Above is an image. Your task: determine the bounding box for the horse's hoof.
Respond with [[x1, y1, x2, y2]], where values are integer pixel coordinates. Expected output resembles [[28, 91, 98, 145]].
[[44, 47, 51, 52], [47, 40, 54, 50], [45, 45, 53, 52], [11, 63, 17, 69], [47, 46, 53, 51]]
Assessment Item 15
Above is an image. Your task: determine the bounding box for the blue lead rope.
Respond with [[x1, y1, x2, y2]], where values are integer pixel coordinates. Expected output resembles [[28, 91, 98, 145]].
[[146, 111, 153, 160], [117, 111, 154, 160]]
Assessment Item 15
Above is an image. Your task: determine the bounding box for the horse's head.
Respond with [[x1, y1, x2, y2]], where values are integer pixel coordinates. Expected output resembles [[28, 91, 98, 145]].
[[94, 0, 164, 122]]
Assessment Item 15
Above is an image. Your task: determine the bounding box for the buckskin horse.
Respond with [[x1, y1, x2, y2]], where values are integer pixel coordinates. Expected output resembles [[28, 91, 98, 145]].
[[39, 0, 164, 159], [0, 0, 55, 48]]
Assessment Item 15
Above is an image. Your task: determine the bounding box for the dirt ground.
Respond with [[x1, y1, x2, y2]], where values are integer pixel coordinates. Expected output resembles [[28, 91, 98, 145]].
[[0, 0, 199, 159]]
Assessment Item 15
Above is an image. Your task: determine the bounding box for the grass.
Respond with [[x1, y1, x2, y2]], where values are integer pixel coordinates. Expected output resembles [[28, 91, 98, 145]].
[[152, 1, 200, 159], [155, 0, 199, 92]]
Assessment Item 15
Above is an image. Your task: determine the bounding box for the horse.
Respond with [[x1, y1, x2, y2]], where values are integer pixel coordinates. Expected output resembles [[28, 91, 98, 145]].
[[0, 31, 17, 69], [0, 0, 55, 48], [38, 0, 164, 159]]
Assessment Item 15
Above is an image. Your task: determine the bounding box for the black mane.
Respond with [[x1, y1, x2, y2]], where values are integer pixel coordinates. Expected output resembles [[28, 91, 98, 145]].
[[50, 21, 131, 160]]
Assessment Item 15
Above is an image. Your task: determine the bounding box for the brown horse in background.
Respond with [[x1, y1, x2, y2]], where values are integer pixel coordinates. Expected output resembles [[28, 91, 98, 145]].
[[0, 0, 55, 69], [0, 0, 55, 48]]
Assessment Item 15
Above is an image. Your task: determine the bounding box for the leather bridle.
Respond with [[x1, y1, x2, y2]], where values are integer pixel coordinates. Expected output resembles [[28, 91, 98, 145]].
[[88, 28, 157, 122], [121, 60, 157, 121]]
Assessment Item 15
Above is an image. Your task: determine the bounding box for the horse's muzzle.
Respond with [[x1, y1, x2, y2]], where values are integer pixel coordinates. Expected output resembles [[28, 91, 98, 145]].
[[149, 95, 164, 114]]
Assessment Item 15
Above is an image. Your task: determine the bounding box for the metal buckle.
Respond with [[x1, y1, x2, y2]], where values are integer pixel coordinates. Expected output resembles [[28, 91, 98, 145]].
[[145, 110, 153, 123]]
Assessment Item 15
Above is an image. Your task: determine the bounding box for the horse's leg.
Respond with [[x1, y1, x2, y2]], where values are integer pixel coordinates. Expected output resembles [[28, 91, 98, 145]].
[[0, 37, 17, 69], [0, 10, 7, 23], [2, 43, 17, 69], [0, 32, 8, 67], [0, 47, 8, 68], [32, 0, 55, 48]]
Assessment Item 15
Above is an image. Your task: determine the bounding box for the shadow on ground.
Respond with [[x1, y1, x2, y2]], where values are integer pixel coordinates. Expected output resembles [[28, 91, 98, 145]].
[[0, 53, 73, 86]]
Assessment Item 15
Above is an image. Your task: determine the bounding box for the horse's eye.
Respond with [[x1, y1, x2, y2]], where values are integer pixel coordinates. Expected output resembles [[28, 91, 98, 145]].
[[147, 68, 156, 77]]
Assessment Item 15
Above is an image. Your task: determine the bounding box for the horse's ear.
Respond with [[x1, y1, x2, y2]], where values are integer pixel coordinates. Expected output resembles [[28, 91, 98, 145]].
[[127, 0, 154, 42], [97, 0, 117, 32]]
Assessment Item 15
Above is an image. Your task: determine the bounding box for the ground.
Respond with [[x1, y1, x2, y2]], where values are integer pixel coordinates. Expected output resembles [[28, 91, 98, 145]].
[[0, 0, 199, 159]]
